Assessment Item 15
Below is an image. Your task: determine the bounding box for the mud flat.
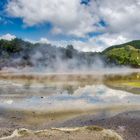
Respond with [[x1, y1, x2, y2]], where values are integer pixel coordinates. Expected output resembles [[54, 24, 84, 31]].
[[56, 110, 140, 140], [0, 107, 140, 140], [92, 111, 140, 140], [0, 111, 139, 140]]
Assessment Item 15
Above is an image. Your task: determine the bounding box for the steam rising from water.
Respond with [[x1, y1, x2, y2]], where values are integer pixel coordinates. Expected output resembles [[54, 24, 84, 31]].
[[1, 43, 138, 74]]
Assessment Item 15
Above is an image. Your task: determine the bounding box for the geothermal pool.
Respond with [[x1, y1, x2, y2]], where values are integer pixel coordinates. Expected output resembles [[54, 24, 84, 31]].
[[0, 72, 139, 113], [0, 72, 139, 140], [0, 73, 140, 130]]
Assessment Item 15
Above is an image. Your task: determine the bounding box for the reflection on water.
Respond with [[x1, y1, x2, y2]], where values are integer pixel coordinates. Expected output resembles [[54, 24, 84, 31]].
[[104, 72, 140, 94], [0, 72, 139, 112]]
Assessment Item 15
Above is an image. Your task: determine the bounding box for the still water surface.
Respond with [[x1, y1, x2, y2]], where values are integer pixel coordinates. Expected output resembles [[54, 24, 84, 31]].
[[0, 72, 139, 113]]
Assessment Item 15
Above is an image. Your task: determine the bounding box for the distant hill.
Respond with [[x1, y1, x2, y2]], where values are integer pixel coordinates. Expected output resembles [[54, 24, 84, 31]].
[[103, 40, 140, 67], [103, 40, 140, 52]]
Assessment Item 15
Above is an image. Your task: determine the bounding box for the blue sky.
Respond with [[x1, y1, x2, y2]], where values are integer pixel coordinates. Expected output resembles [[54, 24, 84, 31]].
[[0, 0, 140, 52], [0, 0, 106, 40], [0, 0, 92, 40]]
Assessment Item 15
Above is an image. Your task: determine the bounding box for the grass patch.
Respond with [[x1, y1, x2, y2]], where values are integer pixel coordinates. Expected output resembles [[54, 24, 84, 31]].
[[123, 82, 140, 87]]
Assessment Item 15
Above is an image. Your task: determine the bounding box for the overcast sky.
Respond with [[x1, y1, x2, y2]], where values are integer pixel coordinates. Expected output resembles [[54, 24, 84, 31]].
[[0, 0, 140, 52]]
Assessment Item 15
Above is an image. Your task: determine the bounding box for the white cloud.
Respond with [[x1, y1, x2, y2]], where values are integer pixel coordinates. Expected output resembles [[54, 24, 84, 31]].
[[70, 39, 103, 52], [6, 0, 140, 38], [0, 33, 16, 40], [37, 33, 129, 52], [89, 33, 130, 48], [68, 34, 129, 52], [6, 0, 100, 37], [5, 0, 140, 50], [39, 38, 50, 44], [96, 0, 140, 38], [37, 37, 102, 52]]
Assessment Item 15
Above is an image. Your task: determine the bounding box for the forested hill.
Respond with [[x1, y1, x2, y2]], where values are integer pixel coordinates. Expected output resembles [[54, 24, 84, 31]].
[[102, 40, 140, 67], [0, 38, 140, 70], [0, 38, 100, 70]]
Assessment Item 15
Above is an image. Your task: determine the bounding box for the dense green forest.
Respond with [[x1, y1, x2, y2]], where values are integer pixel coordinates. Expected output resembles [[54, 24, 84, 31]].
[[0, 38, 140, 70], [103, 40, 140, 67]]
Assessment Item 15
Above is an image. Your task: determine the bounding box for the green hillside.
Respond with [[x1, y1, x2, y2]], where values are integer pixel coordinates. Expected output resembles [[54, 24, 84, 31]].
[[103, 41, 140, 67], [103, 40, 140, 52]]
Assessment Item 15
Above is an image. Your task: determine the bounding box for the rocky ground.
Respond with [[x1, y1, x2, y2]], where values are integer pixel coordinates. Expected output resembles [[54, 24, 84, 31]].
[[56, 111, 140, 140], [0, 110, 139, 140]]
